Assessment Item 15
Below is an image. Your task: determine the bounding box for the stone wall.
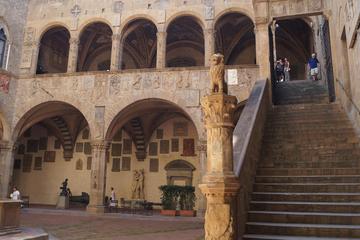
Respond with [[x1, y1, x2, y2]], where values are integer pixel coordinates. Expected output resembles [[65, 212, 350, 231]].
[[13, 117, 201, 206], [325, 0, 360, 132]]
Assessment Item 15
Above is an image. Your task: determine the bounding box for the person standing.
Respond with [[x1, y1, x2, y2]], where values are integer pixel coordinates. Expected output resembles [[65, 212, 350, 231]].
[[110, 187, 116, 201], [284, 58, 291, 81], [275, 58, 285, 82], [10, 187, 20, 200], [308, 53, 320, 81]]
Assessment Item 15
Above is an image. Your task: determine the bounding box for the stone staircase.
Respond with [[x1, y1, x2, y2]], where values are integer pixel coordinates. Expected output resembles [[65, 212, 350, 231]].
[[243, 81, 360, 239]]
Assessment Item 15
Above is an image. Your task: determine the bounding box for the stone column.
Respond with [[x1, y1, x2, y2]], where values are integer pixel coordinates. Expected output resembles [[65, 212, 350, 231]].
[[30, 41, 40, 75], [67, 37, 79, 73], [255, 22, 271, 80], [271, 21, 277, 64], [200, 93, 239, 240], [204, 29, 215, 67], [87, 140, 109, 214], [0, 142, 15, 199], [197, 140, 207, 216], [111, 34, 121, 71], [156, 31, 167, 69]]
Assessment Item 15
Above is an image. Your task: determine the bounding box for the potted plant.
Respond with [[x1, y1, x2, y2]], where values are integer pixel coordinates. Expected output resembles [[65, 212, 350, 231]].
[[159, 185, 180, 216], [179, 186, 197, 217]]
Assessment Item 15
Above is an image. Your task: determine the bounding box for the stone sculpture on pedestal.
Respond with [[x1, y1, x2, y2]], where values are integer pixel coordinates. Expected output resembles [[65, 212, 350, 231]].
[[199, 53, 240, 240]]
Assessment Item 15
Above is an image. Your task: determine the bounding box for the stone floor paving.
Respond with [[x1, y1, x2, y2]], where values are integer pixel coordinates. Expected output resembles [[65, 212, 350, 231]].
[[20, 209, 204, 240]]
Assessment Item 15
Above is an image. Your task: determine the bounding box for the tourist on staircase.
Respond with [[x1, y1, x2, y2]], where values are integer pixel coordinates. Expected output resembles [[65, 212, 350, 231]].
[[308, 53, 320, 81], [284, 58, 291, 81]]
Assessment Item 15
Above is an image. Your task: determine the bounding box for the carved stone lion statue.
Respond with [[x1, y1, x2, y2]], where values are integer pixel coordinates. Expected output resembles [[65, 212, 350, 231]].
[[209, 53, 226, 94]]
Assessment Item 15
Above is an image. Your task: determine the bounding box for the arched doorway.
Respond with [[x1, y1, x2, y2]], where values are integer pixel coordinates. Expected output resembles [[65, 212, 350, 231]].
[[121, 19, 157, 69], [275, 18, 314, 80], [36, 26, 70, 74], [12, 102, 91, 207], [77, 22, 112, 72], [166, 16, 204, 67], [215, 12, 256, 65], [105, 99, 200, 204]]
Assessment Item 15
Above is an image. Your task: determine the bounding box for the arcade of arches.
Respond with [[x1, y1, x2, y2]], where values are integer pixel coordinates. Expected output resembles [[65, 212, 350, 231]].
[[10, 100, 201, 207]]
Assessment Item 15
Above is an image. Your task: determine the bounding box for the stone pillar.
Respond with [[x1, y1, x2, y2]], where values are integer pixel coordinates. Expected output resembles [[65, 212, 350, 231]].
[[30, 41, 40, 75], [111, 34, 121, 71], [270, 21, 277, 64], [197, 140, 207, 216], [204, 29, 215, 67], [0, 142, 15, 199], [200, 93, 239, 240], [87, 140, 109, 214], [255, 22, 271, 80], [156, 31, 167, 69], [67, 37, 79, 73]]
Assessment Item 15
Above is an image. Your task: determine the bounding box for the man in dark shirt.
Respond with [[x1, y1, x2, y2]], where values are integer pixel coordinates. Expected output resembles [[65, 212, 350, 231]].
[[308, 53, 320, 81]]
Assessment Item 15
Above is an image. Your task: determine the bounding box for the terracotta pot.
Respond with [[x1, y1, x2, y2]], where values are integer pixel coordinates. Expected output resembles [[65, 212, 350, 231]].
[[160, 209, 177, 216], [179, 210, 197, 217]]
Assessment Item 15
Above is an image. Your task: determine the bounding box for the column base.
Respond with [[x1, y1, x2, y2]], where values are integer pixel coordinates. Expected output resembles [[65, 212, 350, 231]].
[[86, 205, 106, 214]]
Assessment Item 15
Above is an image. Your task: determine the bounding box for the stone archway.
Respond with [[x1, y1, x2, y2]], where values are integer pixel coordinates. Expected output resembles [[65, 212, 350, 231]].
[[165, 160, 196, 186], [10, 101, 92, 206], [104, 98, 201, 204]]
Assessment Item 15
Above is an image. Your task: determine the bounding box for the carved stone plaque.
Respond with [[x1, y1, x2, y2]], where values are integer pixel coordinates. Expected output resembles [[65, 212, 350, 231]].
[[44, 151, 56, 162], [173, 122, 188, 136], [27, 140, 39, 153], [84, 142, 92, 155], [76, 159, 83, 170], [39, 137, 48, 150], [171, 139, 179, 152], [54, 139, 61, 149], [150, 158, 159, 172], [182, 139, 195, 156], [76, 143, 84, 153], [122, 157, 131, 171], [160, 140, 170, 154], [82, 128, 90, 139], [34, 157, 42, 170], [156, 129, 164, 139], [112, 158, 121, 172], [23, 154, 32, 172], [113, 129, 122, 141], [149, 142, 158, 156], [123, 139, 132, 154], [87, 157, 92, 170], [14, 159, 21, 169], [111, 143, 122, 156], [17, 144, 25, 155]]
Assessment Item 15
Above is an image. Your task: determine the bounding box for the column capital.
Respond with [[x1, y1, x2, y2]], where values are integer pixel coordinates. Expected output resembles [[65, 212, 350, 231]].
[[90, 140, 110, 150]]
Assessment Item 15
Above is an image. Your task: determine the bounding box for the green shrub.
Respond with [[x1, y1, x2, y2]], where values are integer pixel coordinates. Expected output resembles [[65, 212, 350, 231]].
[[159, 185, 196, 210]]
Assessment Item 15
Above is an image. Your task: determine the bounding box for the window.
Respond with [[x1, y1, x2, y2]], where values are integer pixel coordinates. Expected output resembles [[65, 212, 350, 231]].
[[0, 28, 7, 68]]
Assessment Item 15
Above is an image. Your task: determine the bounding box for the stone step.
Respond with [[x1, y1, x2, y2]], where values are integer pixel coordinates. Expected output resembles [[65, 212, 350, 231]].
[[245, 222, 360, 238], [253, 183, 360, 193], [255, 175, 360, 184], [248, 211, 360, 225], [0, 226, 21, 236], [251, 192, 360, 202], [258, 161, 360, 168], [256, 168, 360, 176], [250, 201, 360, 213], [243, 234, 346, 240]]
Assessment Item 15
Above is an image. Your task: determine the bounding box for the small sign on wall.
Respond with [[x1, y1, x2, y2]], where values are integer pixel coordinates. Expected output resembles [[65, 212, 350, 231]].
[[226, 69, 238, 85]]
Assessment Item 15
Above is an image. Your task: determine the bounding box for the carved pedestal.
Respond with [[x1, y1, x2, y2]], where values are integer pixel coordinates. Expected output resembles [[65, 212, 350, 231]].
[[200, 93, 240, 240]]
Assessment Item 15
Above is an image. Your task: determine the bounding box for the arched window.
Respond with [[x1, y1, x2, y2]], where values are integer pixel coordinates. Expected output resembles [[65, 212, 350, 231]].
[[0, 28, 7, 69]]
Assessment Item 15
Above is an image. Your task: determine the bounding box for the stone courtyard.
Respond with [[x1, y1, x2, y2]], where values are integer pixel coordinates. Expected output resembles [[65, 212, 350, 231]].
[[19, 209, 204, 240]]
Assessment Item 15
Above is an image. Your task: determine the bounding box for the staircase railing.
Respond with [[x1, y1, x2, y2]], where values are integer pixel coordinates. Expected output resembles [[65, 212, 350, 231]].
[[233, 79, 272, 237]]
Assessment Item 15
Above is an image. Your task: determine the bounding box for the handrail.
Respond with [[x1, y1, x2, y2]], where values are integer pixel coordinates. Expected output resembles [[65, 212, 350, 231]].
[[232, 79, 271, 237]]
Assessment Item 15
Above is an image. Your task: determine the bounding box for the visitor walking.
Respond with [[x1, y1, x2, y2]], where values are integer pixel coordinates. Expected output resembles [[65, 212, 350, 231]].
[[275, 58, 285, 82], [110, 187, 116, 201], [10, 187, 20, 200], [284, 58, 291, 81], [308, 53, 320, 81]]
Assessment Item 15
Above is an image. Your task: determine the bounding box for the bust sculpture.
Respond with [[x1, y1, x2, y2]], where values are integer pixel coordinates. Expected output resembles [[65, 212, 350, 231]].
[[209, 53, 226, 94]]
